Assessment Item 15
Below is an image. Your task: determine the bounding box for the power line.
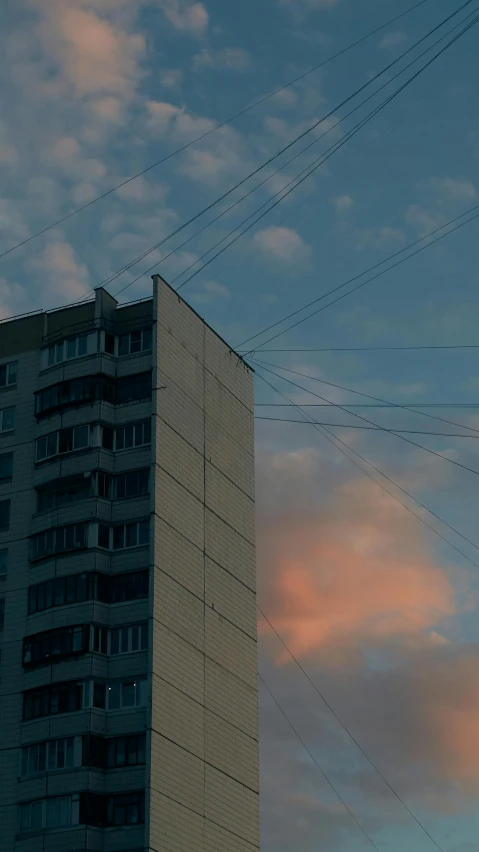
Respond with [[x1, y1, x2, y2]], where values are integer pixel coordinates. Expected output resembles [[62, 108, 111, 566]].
[[172, 9, 479, 295], [251, 358, 479, 435], [255, 403, 479, 408], [255, 417, 479, 437], [105, 5, 476, 300], [238, 200, 479, 351], [75, 0, 477, 306], [258, 673, 382, 852], [0, 0, 435, 265], [243, 345, 479, 352], [253, 366, 479, 582], [259, 612, 446, 852], [250, 359, 479, 478]]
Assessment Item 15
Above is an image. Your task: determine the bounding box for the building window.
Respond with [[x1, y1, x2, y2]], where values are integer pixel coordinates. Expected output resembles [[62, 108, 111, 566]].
[[97, 520, 149, 551], [0, 598, 4, 629], [118, 329, 152, 357], [94, 471, 113, 499], [107, 792, 145, 826], [36, 424, 90, 462], [30, 522, 86, 561], [27, 570, 149, 615], [104, 333, 115, 355], [23, 625, 88, 667], [92, 678, 147, 711], [0, 453, 12, 483], [110, 623, 148, 656], [47, 334, 88, 366], [91, 625, 108, 654], [23, 681, 83, 721], [105, 419, 151, 451], [0, 408, 14, 432], [21, 737, 81, 776], [116, 372, 152, 405], [20, 794, 80, 831], [37, 479, 90, 512], [0, 361, 17, 388], [116, 469, 149, 499], [0, 500, 10, 529], [35, 372, 151, 416], [0, 550, 6, 577]]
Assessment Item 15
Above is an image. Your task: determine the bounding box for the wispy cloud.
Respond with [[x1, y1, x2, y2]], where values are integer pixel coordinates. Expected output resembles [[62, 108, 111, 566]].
[[378, 30, 407, 51], [192, 46, 252, 72], [254, 226, 312, 265]]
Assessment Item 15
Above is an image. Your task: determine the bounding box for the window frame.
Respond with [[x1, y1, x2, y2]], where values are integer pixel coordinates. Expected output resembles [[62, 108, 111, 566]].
[[0, 408, 15, 433], [0, 452, 13, 483], [27, 570, 149, 615], [118, 328, 152, 357], [0, 361, 17, 388]]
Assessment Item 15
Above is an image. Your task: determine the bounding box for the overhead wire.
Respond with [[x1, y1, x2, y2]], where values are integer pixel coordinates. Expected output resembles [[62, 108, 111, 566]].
[[259, 614, 446, 852], [258, 673, 382, 852], [0, 0, 436, 264], [171, 8, 479, 294], [70, 0, 477, 305], [237, 200, 479, 351], [251, 357, 479, 434], [244, 344, 479, 352], [253, 365, 479, 578], [250, 358, 479, 478], [100, 3, 478, 300], [255, 418, 479, 437]]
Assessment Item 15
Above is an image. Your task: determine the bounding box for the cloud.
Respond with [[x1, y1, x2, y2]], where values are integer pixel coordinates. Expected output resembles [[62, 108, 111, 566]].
[[332, 194, 354, 214], [379, 31, 407, 51], [27, 232, 90, 302], [354, 226, 404, 249], [157, 0, 208, 35], [160, 68, 183, 89], [254, 226, 312, 265], [431, 177, 476, 204], [192, 46, 252, 72], [189, 279, 230, 304], [405, 204, 443, 236]]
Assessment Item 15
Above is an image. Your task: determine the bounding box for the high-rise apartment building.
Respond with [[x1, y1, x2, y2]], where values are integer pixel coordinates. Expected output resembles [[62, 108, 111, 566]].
[[0, 275, 258, 852]]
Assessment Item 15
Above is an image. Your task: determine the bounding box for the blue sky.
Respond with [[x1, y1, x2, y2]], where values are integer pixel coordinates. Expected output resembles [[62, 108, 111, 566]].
[[3, 0, 479, 849]]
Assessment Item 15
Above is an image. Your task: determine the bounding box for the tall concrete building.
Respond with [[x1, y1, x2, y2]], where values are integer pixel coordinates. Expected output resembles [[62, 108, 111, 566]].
[[0, 275, 258, 852]]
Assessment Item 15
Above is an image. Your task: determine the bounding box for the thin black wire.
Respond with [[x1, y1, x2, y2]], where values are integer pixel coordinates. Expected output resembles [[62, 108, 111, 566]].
[[106, 6, 476, 299], [0, 0, 435, 265], [251, 359, 479, 478], [259, 615, 446, 852], [243, 345, 479, 352], [255, 403, 479, 408], [255, 417, 479, 437], [251, 357, 479, 435], [258, 673, 382, 852], [172, 10, 479, 295], [89, 0, 476, 304], [253, 366, 479, 563]]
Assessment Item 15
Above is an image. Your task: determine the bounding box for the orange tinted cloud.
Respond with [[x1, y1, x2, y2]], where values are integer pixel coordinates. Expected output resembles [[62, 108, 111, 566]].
[[258, 474, 456, 664]]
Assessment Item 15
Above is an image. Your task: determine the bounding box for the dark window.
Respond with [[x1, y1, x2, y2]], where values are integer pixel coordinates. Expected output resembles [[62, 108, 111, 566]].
[[98, 525, 110, 549], [106, 734, 146, 768], [116, 373, 152, 405], [0, 453, 13, 482], [0, 362, 17, 388], [101, 426, 114, 450], [104, 333, 115, 355], [96, 473, 112, 499], [28, 570, 149, 614], [118, 329, 152, 356], [0, 598, 4, 629], [0, 500, 10, 529], [37, 481, 90, 512], [23, 682, 83, 721], [93, 682, 106, 709], [116, 469, 149, 499], [78, 335, 87, 356], [23, 625, 88, 668], [0, 549, 7, 576], [119, 335, 129, 357], [1, 408, 15, 432], [30, 522, 86, 560], [106, 792, 144, 826]]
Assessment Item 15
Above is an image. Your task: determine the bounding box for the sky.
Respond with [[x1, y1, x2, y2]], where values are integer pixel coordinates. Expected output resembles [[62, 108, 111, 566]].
[[2, 0, 479, 849]]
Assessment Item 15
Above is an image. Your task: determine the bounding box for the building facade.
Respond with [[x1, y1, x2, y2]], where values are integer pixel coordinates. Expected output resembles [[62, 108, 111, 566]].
[[0, 275, 259, 852]]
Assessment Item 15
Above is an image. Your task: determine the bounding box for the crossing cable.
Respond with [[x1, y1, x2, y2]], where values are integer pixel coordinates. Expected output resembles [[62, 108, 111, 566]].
[[98, 3, 478, 299], [250, 359, 479, 479], [171, 9, 479, 294], [255, 418, 479, 437], [258, 673, 382, 852], [250, 345, 479, 352], [0, 0, 436, 264], [238, 200, 479, 351], [251, 358, 479, 435], [259, 619, 446, 852], [70, 0, 477, 305], [252, 365, 479, 564]]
